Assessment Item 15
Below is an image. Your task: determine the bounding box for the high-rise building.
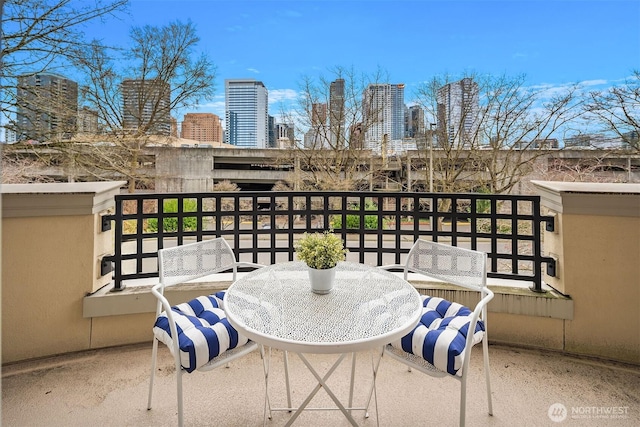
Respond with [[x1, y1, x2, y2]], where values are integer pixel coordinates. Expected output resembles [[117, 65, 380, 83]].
[[121, 78, 171, 135], [329, 78, 345, 147], [4, 128, 17, 144], [225, 79, 269, 148], [16, 73, 78, 141], [349, 122, 365, 150], [170, 117, 179, 138], [77, 106, 99, 135], [181, 113, 223, 143], [304, 102, 328, 148], [268, 115, 276, 148], [362, 83, 405, 149], [436, 77, 479, 147], [311, 102, 328, 128], [406, 105, 425, 138], [276, 123, 295, 148]]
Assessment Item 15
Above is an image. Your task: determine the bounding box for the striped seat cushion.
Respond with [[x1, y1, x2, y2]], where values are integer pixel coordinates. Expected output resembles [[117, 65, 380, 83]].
[[153, 292, 249, 373], [390, 296, 485, 376]]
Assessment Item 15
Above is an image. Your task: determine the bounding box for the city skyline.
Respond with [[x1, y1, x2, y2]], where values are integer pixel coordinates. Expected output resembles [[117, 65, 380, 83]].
[[81, 0, 638, 122]]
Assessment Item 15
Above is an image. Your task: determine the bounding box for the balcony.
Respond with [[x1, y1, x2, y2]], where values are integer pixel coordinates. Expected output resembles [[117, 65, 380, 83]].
[[3, 342, 639, 426], [2, 181, 639, 425]]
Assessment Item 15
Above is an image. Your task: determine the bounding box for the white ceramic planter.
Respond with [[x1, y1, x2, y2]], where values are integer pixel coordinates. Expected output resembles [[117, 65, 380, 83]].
[[308, 266, 336, 294]]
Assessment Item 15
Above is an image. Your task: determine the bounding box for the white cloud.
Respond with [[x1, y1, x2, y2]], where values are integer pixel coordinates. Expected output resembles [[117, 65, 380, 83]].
[[529, 83, 575, 99], [578, 79, 608, 88], [185, 97, 226, 120], [247, 68, 260, 74], [268, 88, 298, 104], [525, 78, 611, 102], [195, 100, 225, 111]]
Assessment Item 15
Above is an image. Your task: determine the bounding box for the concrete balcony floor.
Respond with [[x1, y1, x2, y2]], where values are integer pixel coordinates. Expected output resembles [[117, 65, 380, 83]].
[[2, 343, 639, 426]]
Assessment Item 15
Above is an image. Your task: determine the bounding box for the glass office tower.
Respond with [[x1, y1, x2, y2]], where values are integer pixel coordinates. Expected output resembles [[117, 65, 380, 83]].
[[16, 73, 78, 141], [225, 79, 269, 148], [121, 78, 172, 135], [329, 78, 345, 147], [436, 77, 479, 147], [362, 83, 405, 148]]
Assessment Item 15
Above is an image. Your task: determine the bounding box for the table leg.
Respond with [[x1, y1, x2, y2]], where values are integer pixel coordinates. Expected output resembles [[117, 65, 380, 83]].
[[348, 352, 357, 415], [284, 351, 292, 411], [367, 347, 384, 427], [262, 346, 272, 425], [284, 352, 360, 427]]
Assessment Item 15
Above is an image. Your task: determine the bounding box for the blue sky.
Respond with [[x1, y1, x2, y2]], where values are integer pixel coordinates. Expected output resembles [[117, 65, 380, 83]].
[[87, 0, 639, 121]]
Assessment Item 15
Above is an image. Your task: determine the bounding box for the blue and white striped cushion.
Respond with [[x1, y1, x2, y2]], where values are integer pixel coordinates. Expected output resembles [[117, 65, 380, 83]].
[[391, 296, 485, 376], [153, 293, 249, 373]]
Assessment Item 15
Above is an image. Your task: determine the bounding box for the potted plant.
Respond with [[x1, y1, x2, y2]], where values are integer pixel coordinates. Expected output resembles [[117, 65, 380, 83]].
[[295, 230, 348, 294]]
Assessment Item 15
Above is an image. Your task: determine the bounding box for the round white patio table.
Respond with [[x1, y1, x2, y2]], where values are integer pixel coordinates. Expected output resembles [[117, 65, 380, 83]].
[[224, 261, 422, 426]]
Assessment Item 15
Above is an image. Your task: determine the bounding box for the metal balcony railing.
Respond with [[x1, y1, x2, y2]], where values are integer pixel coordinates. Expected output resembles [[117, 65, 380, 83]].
[[104, 191, 555, 292]]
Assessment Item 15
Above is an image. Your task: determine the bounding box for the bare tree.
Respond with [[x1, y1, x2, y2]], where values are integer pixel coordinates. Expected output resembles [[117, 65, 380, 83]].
[[1, 147, 54, 183], [1, 0, 128, 128], [75, 21, 215, 137], [584, 70, 640, 151], [533, 149, 633, 183], [411, 72, 585, 194], [1, 0, 129, 183], [277, 66, 391, 191], [46, 20, 216, 191]]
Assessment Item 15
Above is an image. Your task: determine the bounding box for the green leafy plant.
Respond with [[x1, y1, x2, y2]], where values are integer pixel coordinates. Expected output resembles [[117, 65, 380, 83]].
[[330, 200, 388, 230], [295, 230, 348, 270], [147, 199, 198, 232]]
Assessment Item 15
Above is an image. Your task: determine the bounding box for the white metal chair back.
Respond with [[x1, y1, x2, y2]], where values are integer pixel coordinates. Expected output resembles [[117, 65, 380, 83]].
[[158, 237, 238, 289], [405, 239, 487, 291]]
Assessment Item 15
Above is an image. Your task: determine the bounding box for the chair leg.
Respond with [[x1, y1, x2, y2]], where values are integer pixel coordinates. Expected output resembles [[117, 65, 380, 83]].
[[459, 373, 468, 427], [483, 339, 493, 416], [147, 338, 159, 410], [177, 368, 184, 427]]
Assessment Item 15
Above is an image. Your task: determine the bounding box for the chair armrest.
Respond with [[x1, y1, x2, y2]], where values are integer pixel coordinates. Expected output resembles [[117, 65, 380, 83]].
[[236, 261, 265, 270], [151, 283, 174, 315], [471, 287, 494, 321], [378, 264, 405, 271], [464, 287, 495, 348], [151, 283, 182, 360]]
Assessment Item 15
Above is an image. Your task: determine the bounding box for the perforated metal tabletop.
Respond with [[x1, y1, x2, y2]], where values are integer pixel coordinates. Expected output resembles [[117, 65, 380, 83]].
[[224, 261, 422, 354]]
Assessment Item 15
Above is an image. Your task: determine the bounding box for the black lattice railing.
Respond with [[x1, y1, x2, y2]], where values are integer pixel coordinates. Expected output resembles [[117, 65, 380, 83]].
[[104, 191, 555, 292]]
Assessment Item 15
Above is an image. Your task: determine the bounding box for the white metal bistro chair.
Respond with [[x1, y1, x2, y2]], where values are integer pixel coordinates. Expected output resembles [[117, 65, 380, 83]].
[[147, 237, 264, 427], [380, 239, 494, 427]]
